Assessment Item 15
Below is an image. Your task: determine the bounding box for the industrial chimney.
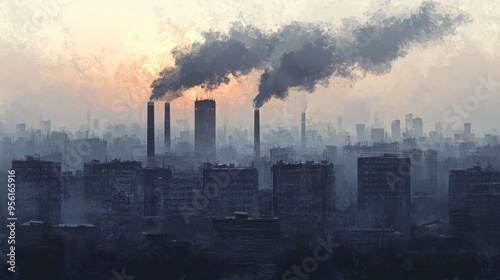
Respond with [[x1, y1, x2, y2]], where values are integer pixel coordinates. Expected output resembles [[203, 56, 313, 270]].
[[254, 109, 260, 159], [301, 112, 306, 152], [164, 102, 171, 154], [147, 101, 155, 166]]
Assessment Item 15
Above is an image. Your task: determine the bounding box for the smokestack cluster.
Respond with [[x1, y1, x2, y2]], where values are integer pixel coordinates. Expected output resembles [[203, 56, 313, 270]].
[[164, 102, 171, 154], [147, 101, 155, 166], [254, 109, 260, 159], [150, 2, 468, 107]]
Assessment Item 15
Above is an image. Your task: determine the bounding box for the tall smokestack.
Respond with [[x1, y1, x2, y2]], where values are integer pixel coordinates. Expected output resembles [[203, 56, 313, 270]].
[[254, 109, 260, 159], [147, 101, 155, 166], [164, 102, 171, 154], [301, 112, 306, 152]]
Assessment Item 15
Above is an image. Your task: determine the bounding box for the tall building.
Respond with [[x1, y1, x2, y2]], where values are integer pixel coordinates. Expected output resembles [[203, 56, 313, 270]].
[[272, 161, 335, 233], [357, 155, 411, 234], [194, 99, 216, 162], [405, 113, 413, 138], [464, 123, 472, 141], [413, 117, 423, 138], [449, 166, 500, 238], [12, 157, 62, 225], [391, 120, 401, 141], [202, 164, 258, 217], [356, 124, 365, 143]]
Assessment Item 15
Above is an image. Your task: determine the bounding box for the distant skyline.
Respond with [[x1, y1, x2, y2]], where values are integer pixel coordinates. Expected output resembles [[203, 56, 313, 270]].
[[1, 0, 499, 134]]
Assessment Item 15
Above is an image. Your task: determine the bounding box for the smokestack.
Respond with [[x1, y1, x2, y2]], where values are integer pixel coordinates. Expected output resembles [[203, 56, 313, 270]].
[[254, 109, 260, 159], [147, 101, 155, 166], [164, 102, 171, 154], [301, 112, 306, 152]]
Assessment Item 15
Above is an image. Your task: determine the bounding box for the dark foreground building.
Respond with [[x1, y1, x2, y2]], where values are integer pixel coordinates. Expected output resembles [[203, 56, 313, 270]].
[[203, 163, 258, 217], [449, 166, 500, 247], [12, 157, 62, 225], [272, 161, 335, 234], [357, 155, 411, 235], [212, 212, 280, 265], [83, 160, 143, 230]]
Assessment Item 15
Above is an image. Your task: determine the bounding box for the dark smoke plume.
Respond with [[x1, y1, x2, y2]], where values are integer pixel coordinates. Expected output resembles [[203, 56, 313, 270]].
[[150, 1, 469, 107]]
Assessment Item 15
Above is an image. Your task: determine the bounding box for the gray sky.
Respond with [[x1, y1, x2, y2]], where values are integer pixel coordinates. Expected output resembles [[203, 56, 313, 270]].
[[0, 0, 499, 135]]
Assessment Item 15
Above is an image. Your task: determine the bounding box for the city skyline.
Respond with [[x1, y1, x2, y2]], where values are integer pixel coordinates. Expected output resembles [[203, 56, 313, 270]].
[[2, 1, 500, 278], [1, 1, 499, 134]]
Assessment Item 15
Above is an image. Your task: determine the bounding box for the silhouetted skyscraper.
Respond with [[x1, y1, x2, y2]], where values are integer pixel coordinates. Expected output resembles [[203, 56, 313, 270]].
[[464, 123, 472, 141], [391, 119, 401, 141], [194, 99, 216, 162], [413, 117, 423, 138], [147, 101, 155, 166], [405, 113, 413, 137], [356, 124, 365, 143]]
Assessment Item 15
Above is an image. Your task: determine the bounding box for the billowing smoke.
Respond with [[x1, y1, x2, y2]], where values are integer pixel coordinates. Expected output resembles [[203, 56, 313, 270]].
[[150, 2, 469, 107]]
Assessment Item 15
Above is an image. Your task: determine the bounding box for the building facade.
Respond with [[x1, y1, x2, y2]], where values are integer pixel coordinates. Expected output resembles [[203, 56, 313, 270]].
[[357, 155, 411, 235], [12, 157, 62, 225], [272, 161, 335, 233]]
